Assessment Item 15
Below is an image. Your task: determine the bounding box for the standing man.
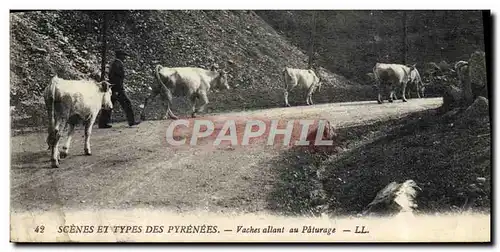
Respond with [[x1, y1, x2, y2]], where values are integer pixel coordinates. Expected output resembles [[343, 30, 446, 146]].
[[99, 49, 141, 128]]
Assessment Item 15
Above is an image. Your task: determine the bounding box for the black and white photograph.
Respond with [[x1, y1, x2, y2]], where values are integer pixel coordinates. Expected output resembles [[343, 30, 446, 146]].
[[8, 6, 492, 243]]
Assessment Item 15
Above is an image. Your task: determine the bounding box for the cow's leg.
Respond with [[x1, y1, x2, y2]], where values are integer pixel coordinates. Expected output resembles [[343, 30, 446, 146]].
[[284, 88, 291, 107], [377, 85, 384, 104], [60, 116, 78, 159], [159, 87, 178, 120], [47, 103, 67, 168], [46, 103, 56, 166], [306, 86, 315, 105], [159, 99, 170, 120], [391, 90, 398, 101], [401, 82, 408, 102], [376, 81, 383, 104], [377, 92, 383, 104], [388, 86, 395, 103], [48, 126, 61, 168], [83, 116, 97, 156], [193, 92, 209, 118], [190, 94, 198, 118], [49, 119, 63, 168]]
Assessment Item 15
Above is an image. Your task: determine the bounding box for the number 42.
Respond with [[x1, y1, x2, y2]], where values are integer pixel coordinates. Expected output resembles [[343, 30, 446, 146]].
[[34, 226, 45, 233]]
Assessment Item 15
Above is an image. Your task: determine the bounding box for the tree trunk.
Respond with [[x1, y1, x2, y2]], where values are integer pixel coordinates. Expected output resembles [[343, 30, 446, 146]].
[[403, 11, 408, 64], [100, 11, 109, 81], [308, 11, 316, 69]]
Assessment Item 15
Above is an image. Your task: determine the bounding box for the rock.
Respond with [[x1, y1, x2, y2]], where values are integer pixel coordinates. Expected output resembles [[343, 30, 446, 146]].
[[461, 96, 489, 120], [469, 51, 487, 98], [441, 85, 464, 112], [362, 180, 421, 216]]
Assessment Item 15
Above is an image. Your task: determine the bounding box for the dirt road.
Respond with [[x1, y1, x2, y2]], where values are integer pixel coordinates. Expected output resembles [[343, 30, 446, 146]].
[[10, 98, 442, 213]]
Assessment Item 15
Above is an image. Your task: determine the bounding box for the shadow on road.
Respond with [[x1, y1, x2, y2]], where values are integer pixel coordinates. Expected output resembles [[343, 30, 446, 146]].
[[11, 150, 52, 170]]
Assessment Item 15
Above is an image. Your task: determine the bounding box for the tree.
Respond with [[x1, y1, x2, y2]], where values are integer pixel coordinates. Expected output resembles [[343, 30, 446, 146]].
[[100, 11, 109, 81], [403, 11, 408, 64], [308, 11, 316, 69]]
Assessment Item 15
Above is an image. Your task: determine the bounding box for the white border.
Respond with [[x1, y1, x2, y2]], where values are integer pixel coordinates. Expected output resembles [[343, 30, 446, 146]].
[[3, 0, 500, 10], [2, 1, 498, 251]]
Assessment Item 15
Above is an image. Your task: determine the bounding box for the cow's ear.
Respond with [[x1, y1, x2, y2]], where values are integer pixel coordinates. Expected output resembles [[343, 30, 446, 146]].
[[99, 81, 112, 92]]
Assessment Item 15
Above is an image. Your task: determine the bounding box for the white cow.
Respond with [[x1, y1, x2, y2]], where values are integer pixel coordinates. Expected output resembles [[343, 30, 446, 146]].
[[283, 67, 322, 107], [44, 76, 113, 168], [373, 63, 415, 103], [141, 65, 230, 120], [407, 67, 425, 99]]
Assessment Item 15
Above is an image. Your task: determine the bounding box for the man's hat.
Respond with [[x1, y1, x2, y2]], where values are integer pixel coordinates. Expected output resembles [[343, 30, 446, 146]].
[[115, 50, 130, 56]]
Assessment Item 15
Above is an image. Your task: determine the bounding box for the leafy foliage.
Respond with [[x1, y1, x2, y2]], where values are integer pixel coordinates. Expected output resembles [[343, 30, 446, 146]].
[[257, 10, 486, 83]]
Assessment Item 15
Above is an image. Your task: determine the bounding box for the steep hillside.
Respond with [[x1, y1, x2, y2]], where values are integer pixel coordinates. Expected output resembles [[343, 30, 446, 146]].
[[257, 10, 486, 83], [10, 10, 372, 131]]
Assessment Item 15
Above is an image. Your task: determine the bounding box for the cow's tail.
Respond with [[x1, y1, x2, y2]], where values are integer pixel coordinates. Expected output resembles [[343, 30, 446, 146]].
[[283, 68, 289, 89], [372, 65, 378, 81], [154, 64, 164, 87], [154, 64, 178, 120], [50, 77, 57, 127], [372, 65, 380, 86], [316, 76, 322, 92], [416, 70, 424, 87], [46, 76, 58, 149]]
